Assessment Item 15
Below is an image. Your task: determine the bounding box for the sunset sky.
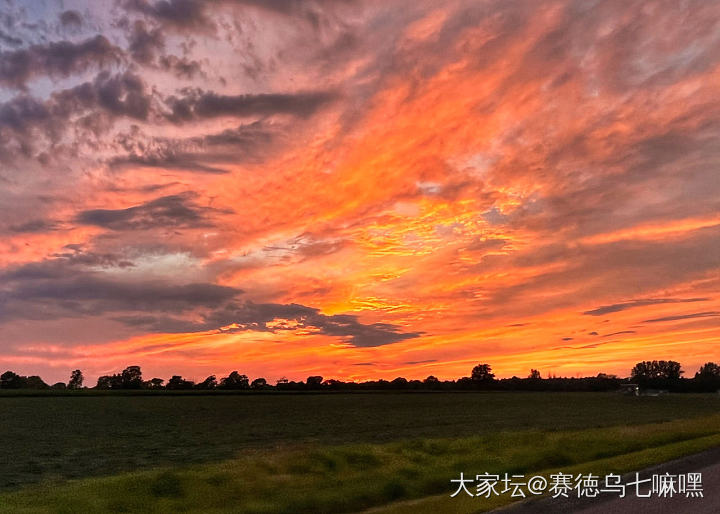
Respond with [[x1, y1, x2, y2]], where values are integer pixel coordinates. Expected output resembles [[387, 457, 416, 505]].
[[0, 0, 718, 384]]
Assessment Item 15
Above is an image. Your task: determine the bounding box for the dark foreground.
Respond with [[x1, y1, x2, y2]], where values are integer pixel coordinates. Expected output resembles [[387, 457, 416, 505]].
[[1, 391, 719, 490]]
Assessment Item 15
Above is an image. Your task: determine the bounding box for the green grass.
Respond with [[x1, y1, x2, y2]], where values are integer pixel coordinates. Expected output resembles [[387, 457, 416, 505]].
[[1, 392, 719, 490], [371, 432, 720, 514], [0, 413, 719, 513]]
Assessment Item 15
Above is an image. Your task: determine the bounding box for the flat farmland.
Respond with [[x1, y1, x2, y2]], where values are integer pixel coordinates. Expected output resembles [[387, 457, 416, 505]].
[[1, 391, 719, 490]]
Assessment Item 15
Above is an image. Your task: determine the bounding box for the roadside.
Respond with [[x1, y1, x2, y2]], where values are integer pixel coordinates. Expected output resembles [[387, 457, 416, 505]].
[[494, 446, 720, 513], [359, 434, 720, 514]]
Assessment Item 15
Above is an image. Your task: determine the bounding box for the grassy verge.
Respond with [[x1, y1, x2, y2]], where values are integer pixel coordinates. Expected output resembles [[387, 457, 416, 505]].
[[369, 433, 720, 513], [0, 413, 719, 513]]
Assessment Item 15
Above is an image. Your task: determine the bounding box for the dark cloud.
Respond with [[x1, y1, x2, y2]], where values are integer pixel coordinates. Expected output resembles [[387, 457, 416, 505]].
[[643, 312, 720, 323], [1, 250, 133, 282], [110, 122, 282, 173], [0, 248, 242, 325], [7, 219, 58, 233], [76, 192, 225, 230], [50, 247, 135, 268], [602, 330, 636, 337], [0, 30, 23, 47], [583, 298, 709, 316], [0, 71, 155, 161], [165, 90, 337, 122], [0, 248, 421, 346], [87, 70, 152, 119], [125, 0, 354, 32], [263, 234, 349, 262], [158, 54, 202, 78], [48, 70, 151, 122], [0, 35, 122, 88], [1, 278, 241, 321], [0, 70, 151, 137], [1, 67, 326, 163], [127, 20, 164, 64], [59, 10, 83, 28], [111, 300, 422, 347], [110, 154, 229, 174], [0, 95, 51, 132], [404, 359, 437, 365], [124, 0, 212, 30], [311, 313, 422, 347]]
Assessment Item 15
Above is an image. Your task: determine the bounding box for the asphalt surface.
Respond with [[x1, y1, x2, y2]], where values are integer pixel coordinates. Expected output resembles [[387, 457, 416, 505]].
[[493, 446, 720, 513]]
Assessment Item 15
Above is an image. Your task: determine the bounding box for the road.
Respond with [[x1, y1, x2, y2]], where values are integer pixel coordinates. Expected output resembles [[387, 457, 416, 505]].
[[494, 447, 720, 513]]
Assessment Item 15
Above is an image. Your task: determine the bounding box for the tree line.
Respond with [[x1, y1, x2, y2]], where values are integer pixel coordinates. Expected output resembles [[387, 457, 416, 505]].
[[1, 360, 719, 392]]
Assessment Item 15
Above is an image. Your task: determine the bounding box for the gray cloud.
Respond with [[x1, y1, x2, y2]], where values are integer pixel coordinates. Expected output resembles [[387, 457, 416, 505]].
[[75, 192, 225, 231], [6, 219, 58, 234], [0, 70, 153, 163], [127, 20, 164, 64], [0, 95, 51, 133], [584, 298, 709, 316], [643, 312, 720, 323], [59, 10, 83, 28], [124, 0, 212, 30], [0, 35, 122, 88], [0, 253, 242, 324], [110, 121, 284, 174], [110, 154, 230, 174], [165, 90, 337, 122], [0, 242, 421, 347], [404, 359, 437, 365], [158, 54, 202, 78], [121, 300, 423, 347], [125, 0, 354, 32], [0, 30, 23, 47]]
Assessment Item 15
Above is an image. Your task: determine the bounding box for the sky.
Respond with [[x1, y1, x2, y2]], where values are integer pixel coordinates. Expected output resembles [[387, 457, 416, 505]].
[[0, 0, 718, 385]]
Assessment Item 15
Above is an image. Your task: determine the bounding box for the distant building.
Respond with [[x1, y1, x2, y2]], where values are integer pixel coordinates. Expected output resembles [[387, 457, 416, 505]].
[[620, 384, 639, 396]]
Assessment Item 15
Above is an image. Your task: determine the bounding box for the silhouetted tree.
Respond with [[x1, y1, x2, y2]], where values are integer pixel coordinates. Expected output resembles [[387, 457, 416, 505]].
[[596, 373, 617, 380], [631, 360, 683, 381], [51, 382, 67, 390], [471, 364, 495, 383], [251, 377, 267, 389], [68, 369, 84, 389], [196, 375, 217, 390], [528, 369, 542, 380], [1, 371, 26, 389], [391, 377, 408, 388], [25, 376, 49, 389], [219, 371, 249, 389], [306, 375, 323, 389], [121, 366, 143, 389], [95, 376, 109, 389], [145, 378, 164, 389], [95, 374, 121, 389], [424, 375, 440, 387], [166, 375, 194, 389], [695, 362, 720, 379]]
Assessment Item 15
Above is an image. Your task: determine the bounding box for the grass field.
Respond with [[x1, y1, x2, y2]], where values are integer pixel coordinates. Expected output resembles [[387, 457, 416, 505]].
[[0, 392, 719, 512]]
